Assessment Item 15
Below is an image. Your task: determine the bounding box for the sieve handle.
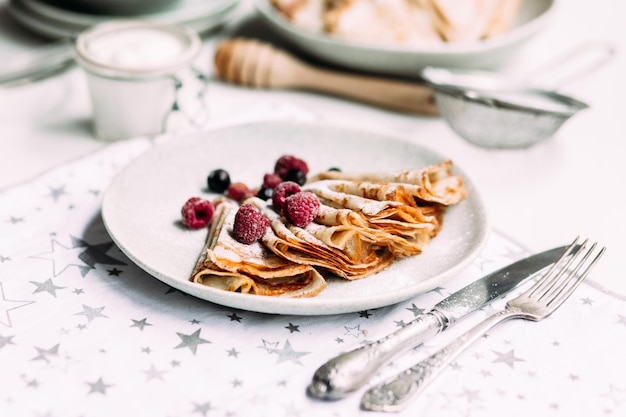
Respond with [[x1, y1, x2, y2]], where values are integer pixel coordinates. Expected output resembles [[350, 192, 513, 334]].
[[523, 41, 615, 90]]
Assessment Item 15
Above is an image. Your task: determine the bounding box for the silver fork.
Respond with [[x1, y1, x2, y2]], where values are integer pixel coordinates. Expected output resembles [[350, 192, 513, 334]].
[[361, 237, 605, 412]]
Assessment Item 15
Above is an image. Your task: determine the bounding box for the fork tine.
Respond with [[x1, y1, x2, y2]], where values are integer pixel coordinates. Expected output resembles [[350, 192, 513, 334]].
[[526, 236, 582, 298], [544, 243, 605, 308], [526, 237, 605, 310]]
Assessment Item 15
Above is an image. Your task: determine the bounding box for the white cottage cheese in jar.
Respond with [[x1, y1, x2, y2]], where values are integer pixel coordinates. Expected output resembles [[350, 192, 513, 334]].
[[74, 21, 204, 141], [75, 20, 201, 78]]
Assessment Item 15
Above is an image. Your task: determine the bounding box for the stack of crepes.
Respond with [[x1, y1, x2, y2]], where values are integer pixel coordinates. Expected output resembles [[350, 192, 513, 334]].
[[191, 160, 465, 297], [270, 0, 522, 45]]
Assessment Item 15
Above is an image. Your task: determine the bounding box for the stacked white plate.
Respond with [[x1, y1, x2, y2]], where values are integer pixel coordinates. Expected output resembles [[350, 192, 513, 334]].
[[255, 0, 556, 77], [7, 0, 241, 39]]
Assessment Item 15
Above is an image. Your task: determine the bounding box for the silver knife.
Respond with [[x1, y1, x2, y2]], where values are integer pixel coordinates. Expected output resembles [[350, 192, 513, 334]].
[[307, 245, 571, 400]]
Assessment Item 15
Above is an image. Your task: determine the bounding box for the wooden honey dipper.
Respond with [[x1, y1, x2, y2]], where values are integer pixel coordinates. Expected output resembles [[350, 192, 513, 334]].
[[214, 38, 438, 116]]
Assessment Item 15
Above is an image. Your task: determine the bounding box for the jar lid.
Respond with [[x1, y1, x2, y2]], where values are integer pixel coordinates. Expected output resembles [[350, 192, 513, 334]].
[[75, 20, 201, 79]]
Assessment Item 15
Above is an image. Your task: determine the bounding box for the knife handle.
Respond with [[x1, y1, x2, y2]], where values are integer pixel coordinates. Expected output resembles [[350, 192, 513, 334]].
[[307, 312, 445, 400], [360, 309, 512, 412]]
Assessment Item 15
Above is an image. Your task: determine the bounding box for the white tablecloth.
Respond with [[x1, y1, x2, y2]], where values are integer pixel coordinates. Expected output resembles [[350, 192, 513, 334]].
[[1, 123, 625, 417]]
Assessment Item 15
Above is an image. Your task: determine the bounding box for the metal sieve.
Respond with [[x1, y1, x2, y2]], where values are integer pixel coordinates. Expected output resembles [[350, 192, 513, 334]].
[[421, 43, 615, 149]]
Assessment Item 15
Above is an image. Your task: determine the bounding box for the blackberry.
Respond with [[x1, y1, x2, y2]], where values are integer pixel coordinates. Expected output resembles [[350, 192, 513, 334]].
[[257, 186, 274, 201], [284, 168, 307, 186], [207, 169, 231, 193]]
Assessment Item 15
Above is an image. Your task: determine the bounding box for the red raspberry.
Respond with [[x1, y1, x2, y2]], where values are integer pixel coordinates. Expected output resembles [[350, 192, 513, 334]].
[[274, 155, 309, 179], [271, 181, 301, 214], [226, 182, 252, 202], [232, 204, 270, 244], [181, 197, 214, 229], [263, 173, 282, 189], [285, 191, 320, 227]]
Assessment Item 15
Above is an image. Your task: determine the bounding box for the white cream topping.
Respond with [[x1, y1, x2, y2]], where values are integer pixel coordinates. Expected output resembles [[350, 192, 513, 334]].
[[84, 27, 187, 70]]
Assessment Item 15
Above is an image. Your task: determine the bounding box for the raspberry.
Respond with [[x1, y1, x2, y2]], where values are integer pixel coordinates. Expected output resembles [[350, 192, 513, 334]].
[[226, 182, 252, 202], [271, 181, 301, 214], [232, 204, 270, 244], [285, 191, 319, 227], [262, 173, 282, 189], [274, 155, 309, 179], [181, 197, 214, 229]]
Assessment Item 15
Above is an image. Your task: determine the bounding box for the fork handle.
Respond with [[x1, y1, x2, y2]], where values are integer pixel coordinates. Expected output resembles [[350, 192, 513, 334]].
[[361, 309, 518, 412]]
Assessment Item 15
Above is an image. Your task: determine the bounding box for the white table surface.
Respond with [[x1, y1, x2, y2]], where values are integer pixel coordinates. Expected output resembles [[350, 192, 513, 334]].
[[1, 0, 625, 301]]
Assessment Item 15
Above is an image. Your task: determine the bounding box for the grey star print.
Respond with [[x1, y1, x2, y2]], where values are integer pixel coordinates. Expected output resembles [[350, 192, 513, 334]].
[[131, 318, 152, 331], [30, 278, 65, 297], [174, 329, 210, 355], [74, 304, 108, 322], [492, 349, 525, 368], [87, 377, 112, 395]]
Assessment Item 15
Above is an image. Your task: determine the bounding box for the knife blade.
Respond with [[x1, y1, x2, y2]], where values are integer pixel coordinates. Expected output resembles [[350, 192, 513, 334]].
[[307, 245, 572, 400]]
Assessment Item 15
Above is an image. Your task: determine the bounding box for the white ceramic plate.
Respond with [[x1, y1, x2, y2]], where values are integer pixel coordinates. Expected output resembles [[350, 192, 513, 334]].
[[102, 121, 488, 315], [8, 0, 240, 38], [255, 0, 556, 77]]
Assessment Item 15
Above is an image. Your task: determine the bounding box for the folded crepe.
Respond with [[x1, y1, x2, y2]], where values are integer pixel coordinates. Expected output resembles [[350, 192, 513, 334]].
[[249, 197, 395, 280], [305, 160, 464, 256], [190, 160, 466, 296], [191, 200, 327, 297]]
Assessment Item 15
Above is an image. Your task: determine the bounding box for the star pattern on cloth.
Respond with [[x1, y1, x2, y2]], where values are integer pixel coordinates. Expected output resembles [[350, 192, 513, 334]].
[[130, 318, 152, 331], [0, 282, 34, 327], [71, 236, 127, 269], [359, 310, 372, 318], [406, 303, 425, 316], [86, 377, 113, 395], [228, 312, 242, 322], [47, 185, 68, 202], [32, 236, 126, 278], [602, 384, 626, 406], [31, 343, 60, 363], [492, 349, 525, 368], [6, 216, 24, 225], [344, 324, 365, 338], [174, 329, 210, 355], [285, 322, 300, 333], [0, 334, 16, 349], [143, 364, 167, 381], [107, 268, 123, 276], [226, 348, 240, 358], [268, 340, 309, 365], [192, 402, 213, 417], [74, 304, 108, 323], [30, 278, 65, 297]]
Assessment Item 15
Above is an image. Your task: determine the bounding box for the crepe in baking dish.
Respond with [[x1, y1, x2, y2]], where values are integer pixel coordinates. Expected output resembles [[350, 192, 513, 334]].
[[270, 0, 521, 45]]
